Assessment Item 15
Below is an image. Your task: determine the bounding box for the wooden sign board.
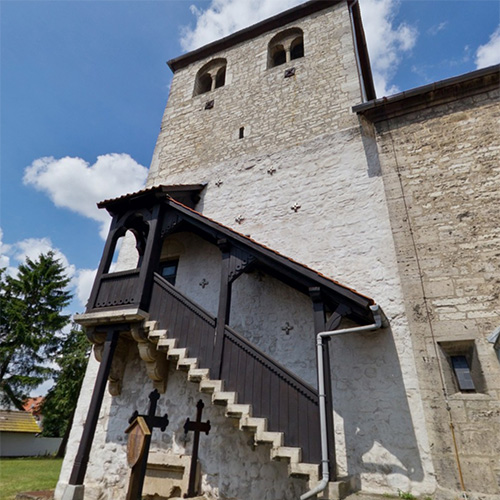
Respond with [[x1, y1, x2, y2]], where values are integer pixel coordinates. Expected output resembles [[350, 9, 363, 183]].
[[125, 416, 151, 468]]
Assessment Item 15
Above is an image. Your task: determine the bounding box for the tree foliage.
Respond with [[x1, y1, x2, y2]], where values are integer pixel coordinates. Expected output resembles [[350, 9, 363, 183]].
[[41, 325, 90, 440], [0, 252, 72, 409]]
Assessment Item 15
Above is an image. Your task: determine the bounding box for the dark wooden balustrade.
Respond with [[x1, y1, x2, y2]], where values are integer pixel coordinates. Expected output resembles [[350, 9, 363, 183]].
[[149, 273, 323, 464], [150, 274, 216, 370], [93, 269, 141, 309]]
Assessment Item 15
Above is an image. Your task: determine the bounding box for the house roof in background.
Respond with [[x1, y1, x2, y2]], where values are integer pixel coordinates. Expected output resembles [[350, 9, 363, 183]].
[[23, 396, 44, 416], [0, 410, 41, 433]]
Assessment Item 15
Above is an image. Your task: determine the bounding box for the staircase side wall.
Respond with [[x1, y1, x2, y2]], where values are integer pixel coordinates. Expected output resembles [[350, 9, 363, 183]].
[[56, 351, 309, 500]]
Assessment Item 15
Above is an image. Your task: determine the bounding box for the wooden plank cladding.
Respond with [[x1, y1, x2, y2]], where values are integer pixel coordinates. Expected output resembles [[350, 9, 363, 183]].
[[94, 269, 141, 308], [221, 326, 321, 464], [149, 273, 322, 465], [149, 274, 216, 371]]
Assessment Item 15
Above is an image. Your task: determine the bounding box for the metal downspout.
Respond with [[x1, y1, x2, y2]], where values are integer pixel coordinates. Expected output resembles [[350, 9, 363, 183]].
[[300, 304, 385, 500]]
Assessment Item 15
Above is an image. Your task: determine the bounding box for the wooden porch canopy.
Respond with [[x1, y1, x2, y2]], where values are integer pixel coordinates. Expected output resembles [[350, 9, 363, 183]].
[[92, 184, 376, 326]]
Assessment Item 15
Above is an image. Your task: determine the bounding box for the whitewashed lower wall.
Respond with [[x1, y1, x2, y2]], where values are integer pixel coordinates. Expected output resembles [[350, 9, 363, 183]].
[[1, 433, 62, 457], [56, 350, 308, 500], [58, 124, 439, 497]]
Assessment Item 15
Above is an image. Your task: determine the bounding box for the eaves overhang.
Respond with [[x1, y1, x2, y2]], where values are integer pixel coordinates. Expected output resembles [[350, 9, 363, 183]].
[[162, 197, 376, 324], [167, 0, 345, 72], [353, 64, 500, 123], [97, 184, 206, 216]]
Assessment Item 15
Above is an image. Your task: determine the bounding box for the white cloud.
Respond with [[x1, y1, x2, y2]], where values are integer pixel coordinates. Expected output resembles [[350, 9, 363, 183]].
[[180, 0, 417, 98], [0, 230, 95, 310], [0, 232, 75, 279], [180, 0, 305, 51], [0, 229, 11, 270], [359, 0, 418, 96], [23, 153, 148, 239], [73, 268, 97, 309], [475, 25, 500, 69], [427, 21, 447, 36]]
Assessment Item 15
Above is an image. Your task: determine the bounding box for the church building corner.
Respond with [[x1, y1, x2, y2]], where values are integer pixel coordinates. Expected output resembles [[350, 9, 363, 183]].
[[56, 1, 500, 499]]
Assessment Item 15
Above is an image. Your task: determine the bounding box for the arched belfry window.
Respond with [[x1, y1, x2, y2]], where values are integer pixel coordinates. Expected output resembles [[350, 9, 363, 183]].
[[267, 28, 304, 69], [193, 58, 227, 96]]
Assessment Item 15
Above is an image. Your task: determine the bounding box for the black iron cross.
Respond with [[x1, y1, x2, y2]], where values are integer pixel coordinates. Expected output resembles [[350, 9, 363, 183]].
[[126, 389, 169, 500], [129, 389, 169, 431], [183, 399, 211, 498]]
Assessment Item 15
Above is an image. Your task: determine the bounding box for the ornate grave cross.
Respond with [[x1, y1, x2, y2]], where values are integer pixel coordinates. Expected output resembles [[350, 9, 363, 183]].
[[183, 399, 211, 498], [125, 389, 169, 500]]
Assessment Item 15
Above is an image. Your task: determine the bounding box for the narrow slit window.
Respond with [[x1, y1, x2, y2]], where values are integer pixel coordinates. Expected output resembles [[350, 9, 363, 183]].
[[239, 127, 245, 139]]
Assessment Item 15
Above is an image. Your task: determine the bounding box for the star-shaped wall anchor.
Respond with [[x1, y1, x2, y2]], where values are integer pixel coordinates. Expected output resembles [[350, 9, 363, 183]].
[[215, 179, 223, 187], [291, 203, 301, 212], [199, 278, 209, 289], [281, 322, 294, 335], [235, 215, 245, 224]]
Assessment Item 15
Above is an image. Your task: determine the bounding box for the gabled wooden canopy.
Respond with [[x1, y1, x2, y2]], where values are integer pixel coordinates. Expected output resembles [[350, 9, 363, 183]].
[[98, 185, 377, 326]]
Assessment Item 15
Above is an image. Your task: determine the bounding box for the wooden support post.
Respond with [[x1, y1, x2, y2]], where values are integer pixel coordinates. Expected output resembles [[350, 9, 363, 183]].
[[310, 287, 337, 481], [86, 224, 120, 311], [68, 328, 120, 486], [213, 239, 231, 379], [137, 204, 163, 311]]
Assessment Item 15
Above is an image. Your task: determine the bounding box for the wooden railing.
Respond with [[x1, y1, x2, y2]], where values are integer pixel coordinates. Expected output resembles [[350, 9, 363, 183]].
[[93, 269, 141, 309], [149, 274, 216, 371], [149, 273, 322, 464]]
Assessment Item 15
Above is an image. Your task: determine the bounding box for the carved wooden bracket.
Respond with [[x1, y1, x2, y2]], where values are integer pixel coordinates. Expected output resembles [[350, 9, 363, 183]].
[[131, 325, 169, 394], [89, 329, 131, 396], [227, 246, 256, 283]]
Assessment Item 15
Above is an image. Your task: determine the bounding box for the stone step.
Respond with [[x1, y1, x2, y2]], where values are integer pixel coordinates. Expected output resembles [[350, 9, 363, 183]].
[[225, 403, 251, 419], [177, 357, 198, 370], [147, 327, 322, 490], [157, 337, 177, 352], [271, 446, 301, 463], [187, 368, 210, 382], [212, 391, 237, 406], [199, 379, 223, 393], [166, 347, 187, 359], [148, 329, 168, 343]]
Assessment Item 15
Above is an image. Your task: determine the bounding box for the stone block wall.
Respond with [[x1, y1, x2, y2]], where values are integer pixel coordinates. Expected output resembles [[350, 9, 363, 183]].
[[371, 88, 500, 496], [147, 2, 361, 185], [132, 2, 436, 495]]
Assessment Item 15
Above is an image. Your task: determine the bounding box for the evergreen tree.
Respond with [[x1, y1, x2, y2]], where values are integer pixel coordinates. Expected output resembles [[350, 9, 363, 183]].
[[42, 325, 90, 455], [0, 252, 72, 409]]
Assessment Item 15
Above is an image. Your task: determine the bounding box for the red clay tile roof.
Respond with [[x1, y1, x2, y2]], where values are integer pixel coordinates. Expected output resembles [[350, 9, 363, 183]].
[[23, 396, 44, 416], [164, 197, 375, 305], [96, 185, 376, 309]]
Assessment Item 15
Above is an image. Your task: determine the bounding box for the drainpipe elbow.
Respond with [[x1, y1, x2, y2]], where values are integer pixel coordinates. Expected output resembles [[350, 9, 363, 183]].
[[300, 474, 329, 500]]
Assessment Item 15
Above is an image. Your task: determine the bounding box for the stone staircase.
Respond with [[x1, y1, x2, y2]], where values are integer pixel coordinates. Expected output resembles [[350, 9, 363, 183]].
[[145, 320, 344, 497]]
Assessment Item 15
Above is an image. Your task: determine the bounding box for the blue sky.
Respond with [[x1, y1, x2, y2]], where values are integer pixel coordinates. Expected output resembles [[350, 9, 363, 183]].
[[1, 0, 499, 315]]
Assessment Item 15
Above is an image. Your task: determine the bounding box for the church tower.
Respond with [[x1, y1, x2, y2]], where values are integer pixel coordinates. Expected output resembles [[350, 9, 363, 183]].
[[57, 1, 500, 499]]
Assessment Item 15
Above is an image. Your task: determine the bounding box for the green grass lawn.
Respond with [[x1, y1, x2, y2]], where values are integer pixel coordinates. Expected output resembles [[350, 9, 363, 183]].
[[0, 457, 63, 500]]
